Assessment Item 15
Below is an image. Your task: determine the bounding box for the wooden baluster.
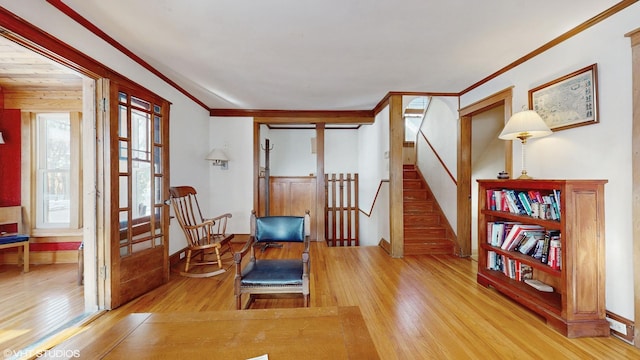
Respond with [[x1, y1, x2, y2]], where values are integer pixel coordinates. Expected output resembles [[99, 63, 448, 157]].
[[354, 173, 359, 246], [324, 173, 329, 246], [347, 173, 352, 246], [331, 173, 337, 246]]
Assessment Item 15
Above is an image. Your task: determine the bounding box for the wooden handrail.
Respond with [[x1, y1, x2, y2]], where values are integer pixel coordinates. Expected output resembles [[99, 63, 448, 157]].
[[359, 179, 389, 217], [419, 129, 457, 185]]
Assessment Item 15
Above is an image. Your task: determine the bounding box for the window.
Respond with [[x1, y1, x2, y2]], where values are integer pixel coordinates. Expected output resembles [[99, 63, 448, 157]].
[[404, 97, 429, 142], [35, 113, 81, 229]]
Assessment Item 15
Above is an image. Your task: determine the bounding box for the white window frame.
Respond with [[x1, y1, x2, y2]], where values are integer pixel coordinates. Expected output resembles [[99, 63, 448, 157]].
[[34, 112, 82, 230]]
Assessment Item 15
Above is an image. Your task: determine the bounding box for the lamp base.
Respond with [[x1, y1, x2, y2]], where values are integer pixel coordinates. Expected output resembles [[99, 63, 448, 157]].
[[517, 173, 533, 180]]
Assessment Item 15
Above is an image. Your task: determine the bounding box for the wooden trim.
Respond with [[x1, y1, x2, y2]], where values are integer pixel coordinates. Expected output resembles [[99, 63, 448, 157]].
[[253, 122, 261, 213], [457, 88, 513, 257], [0, 10, 164, 106], [44, 0, 199, 109], [359, 180, 390, 217], [628, 26, 640, 349], [459, 87, 514, 115], [29, 1, 636, 118], [418, 130, 456, 185], [315, 123, 325, 242], [460, 1, 639, 95], [213, 108, 372, 119], [457, 115, 472, 257], [389, 95, 404, 258], [373, 91, 458, 116]]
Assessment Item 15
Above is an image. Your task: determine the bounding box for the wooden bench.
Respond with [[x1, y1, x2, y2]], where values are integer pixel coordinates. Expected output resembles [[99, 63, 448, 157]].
[[0, 206, 29, 272]]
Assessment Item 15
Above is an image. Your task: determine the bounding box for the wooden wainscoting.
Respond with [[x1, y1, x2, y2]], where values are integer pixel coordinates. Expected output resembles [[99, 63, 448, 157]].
[[259, 176, 317, 240]]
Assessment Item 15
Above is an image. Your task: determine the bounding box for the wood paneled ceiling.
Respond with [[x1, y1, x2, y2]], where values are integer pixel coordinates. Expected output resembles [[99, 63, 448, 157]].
[[0, 36, 82, 92]]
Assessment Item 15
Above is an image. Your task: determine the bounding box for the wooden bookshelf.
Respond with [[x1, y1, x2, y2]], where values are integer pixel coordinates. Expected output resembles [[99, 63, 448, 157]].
[[477, 179, 609, 338]]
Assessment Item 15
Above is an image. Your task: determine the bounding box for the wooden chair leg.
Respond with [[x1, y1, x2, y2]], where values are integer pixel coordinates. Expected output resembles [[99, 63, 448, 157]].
[[23, 242, 28, 273], [215, 245, 223, 268], [185, 249, 192, 273]]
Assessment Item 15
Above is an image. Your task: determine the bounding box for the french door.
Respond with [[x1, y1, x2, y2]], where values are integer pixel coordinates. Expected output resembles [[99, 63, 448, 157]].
[[103, 81, 170, 308]]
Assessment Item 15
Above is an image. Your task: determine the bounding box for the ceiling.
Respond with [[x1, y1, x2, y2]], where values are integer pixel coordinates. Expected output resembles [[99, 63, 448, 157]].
[[0, 36, 82, 92], [0, 1, 624, 110]]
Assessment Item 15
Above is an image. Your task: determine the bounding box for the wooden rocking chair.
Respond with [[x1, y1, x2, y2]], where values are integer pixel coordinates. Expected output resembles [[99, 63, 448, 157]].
[[169, 186, 234, 277]]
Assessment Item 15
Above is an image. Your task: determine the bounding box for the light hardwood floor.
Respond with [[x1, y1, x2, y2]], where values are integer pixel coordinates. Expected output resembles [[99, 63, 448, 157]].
[[0, 263, 86, 355], [7, 242, 640, 359]]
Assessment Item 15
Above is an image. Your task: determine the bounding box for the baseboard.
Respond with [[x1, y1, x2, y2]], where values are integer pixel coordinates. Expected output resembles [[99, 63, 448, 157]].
[[606, 310, 635, 343], [378, 238, 391, 254], [169, 247, 188, 267]]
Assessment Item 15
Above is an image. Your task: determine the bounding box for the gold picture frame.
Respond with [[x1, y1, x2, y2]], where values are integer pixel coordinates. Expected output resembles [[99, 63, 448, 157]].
[[528, 64, 598, 131]]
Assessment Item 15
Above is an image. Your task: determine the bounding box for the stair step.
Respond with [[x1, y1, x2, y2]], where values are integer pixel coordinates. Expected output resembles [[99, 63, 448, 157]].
[[403, 170, 419, 179], [403, 189, 429, 201], [404, 201, 435, 213], [401, 165, 455, 256], [404, 226, 447, 238], [404, 214, 441, 227], [403, 179, 424, 189]]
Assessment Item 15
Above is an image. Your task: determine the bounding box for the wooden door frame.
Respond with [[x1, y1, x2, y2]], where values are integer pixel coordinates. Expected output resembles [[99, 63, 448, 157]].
[[252, 121, 326, 241], [457, 87, 513, 256], [627, 27, 640, 348]]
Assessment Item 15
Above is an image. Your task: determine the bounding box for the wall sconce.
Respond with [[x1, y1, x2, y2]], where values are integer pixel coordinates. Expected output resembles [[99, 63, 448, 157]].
[[206, 148, 229, 170], [499, 109, 552, 179], [0, 132, 5, 144]]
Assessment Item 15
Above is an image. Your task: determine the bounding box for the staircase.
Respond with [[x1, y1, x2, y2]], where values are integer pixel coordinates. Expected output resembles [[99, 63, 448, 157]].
[[403, 165, 456, 255]]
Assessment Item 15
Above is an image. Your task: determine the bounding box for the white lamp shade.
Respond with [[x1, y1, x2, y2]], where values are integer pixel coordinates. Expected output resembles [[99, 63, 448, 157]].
[[206, 148, 229, 161], [499, 110, 552, 140], [0, 132, 4, 144]]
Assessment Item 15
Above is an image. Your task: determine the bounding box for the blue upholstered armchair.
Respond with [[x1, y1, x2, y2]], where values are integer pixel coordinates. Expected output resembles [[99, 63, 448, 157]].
[[234, 210, 311, 310]]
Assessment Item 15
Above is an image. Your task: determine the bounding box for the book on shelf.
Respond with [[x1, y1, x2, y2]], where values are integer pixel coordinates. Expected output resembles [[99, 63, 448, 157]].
[[519, 263, 533, 281], [500, 224, 544, 251], [486, 253, 534, 282], [528, 190, 543, 204], [531, 238, 546, 260], [517, 231, 545, 255], [548, 237, 562, 270], [486, 187, 562, 221], [552, 189, 561, 217], [511, 232, 529, 252], [517, 192, 532, 216], [540, 230, 560, 264]]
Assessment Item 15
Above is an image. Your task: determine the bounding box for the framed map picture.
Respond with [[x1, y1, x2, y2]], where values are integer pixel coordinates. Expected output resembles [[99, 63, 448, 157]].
[[528, 64, 598, 131]]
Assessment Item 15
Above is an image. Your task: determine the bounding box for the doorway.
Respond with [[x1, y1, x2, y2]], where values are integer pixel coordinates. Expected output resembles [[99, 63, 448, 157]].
[[470, 105, 506, 259], [457, 88, 513, 256], [0, 35, 99, 351]]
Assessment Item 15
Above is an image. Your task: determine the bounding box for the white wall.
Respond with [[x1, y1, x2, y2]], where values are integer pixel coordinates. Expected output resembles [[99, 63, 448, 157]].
[[416, 96, 459, 233], [358, 106, 390, 246], [325, 128, 359, 174], [268, 129, 316, 176], [0, 1, 213, 255], [209, 117, 254, 234], [460, 3, 640, 320]]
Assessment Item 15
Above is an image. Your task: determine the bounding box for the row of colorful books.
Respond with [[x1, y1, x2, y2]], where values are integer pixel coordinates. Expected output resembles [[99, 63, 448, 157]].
[[487, 222, 562, 269], [486, 188, 561, 220], [487, 251, 533, 281]]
